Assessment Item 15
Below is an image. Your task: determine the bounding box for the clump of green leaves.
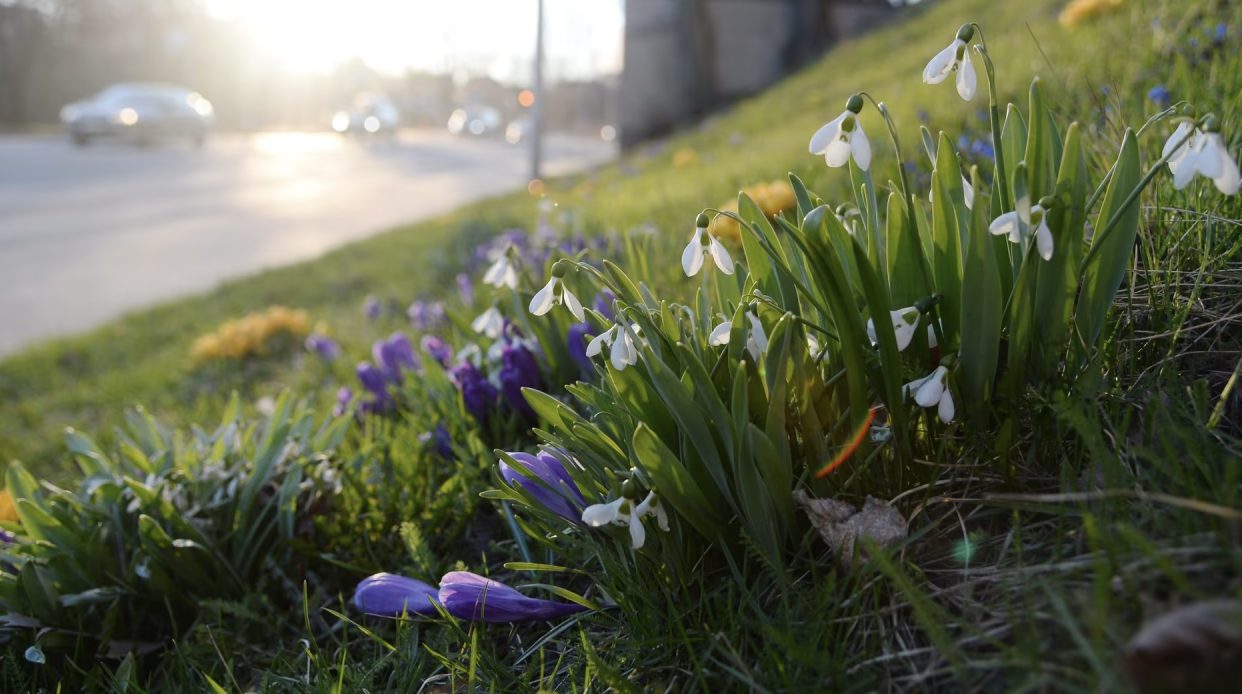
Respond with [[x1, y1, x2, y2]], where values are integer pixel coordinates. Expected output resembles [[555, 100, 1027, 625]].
[[0, 392, 349, 661]]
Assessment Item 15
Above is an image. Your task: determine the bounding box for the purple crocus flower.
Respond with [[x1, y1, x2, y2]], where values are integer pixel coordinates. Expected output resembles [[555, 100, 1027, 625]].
[[332, 386, 354, 417], [305, 333, 341, 361], [498, 341, 543, 419], [592, 289, 616, 322], [362, 295, 382, 320], [407, 301, 446, 330], [456, 273, 474, 306], [373, 332, 420, 383], [500, 451, 586, 522], [438, 571, 588, 623], [421, 335, 453, 367], [566, 322, 593, 373], [419, 423, 454, 459], [356, 362, 392, 407], [353, 573, 440, 617], [450, 361, 497, 423], [1147, 85, 1171, 108]]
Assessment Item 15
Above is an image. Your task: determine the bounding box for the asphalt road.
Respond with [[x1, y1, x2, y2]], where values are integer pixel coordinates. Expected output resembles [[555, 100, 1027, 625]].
[[0, 129, 614, 356]]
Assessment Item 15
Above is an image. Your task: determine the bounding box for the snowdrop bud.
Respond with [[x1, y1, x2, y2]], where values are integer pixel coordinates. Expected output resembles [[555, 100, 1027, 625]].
[[956, 23, 975, 42], [1038, 195, 1056, 209], [550, 260, 570, 278], [620, 477, 638, 499], [695, 212, 710, 228], [1201, 114, 1220, 133], [846, 94, 864, 115]]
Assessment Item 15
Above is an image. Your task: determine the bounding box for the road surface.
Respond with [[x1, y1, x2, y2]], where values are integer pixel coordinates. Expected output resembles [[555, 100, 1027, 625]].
[[0, 130, 614, 356]]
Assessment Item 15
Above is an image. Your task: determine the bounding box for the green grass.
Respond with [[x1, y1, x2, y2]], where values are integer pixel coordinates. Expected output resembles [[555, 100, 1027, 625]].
[[2, 0, 1240, 690]]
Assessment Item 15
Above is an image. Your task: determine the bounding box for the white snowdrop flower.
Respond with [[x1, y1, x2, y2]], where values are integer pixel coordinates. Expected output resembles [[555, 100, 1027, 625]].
[[866, 306, 922, 352], [923, 25, 977, 101], [682, 214, 735, 277], [471, 306, 504, 338], [586, 323, 641, 371], [809, 95, 871, 170], [1164, 119, 1240, 195], [989, 204, 1054, 261], [904, 365, 955, 423], [482, 250, 518, 289], [709, 310, 768, 359], [581, 491, 667, 550], [528, 263, 585, 321]]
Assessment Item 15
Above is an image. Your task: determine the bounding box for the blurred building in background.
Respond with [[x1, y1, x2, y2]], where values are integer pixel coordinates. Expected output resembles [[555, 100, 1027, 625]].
[[619, 0, 899, 145]]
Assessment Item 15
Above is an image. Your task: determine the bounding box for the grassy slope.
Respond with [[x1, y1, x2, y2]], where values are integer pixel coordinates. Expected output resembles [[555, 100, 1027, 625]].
[[0, 0, 1139, 479]]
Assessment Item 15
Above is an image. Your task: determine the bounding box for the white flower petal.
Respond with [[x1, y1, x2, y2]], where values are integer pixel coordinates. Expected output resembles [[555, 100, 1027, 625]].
[[1196, 134, 1225, 180], [563, 287, 585, 321], [747, 313, 769, 355], [708, 237, 735, 274], [628, 515, 646, 549], [962, 176, 975, 209], [989, 211, 1020, 239], [482, 256, 509, 287], [585, 327, 613, 357], [682, 229, 705, 277], [611, 330, 637, 370], [1210, 138, 1241, 195], [865, 318, 878, 346], [1163, 122, 1194, 160], [582, 498, 623, 527], [891, 308, 921, 352], [708, 320, 731, 346], [914, 367, 947, 408], [956, 52, 977, 101], [528, 279, 557, 316], [809, 114, 844, 154], [1172, 146, 1200, 190], [1035, 221, 1054, 261], [824, 138, 852, 168], [938, 389, 955, 423], [922, 40, 958, 84], [851, 125, 872, 171]]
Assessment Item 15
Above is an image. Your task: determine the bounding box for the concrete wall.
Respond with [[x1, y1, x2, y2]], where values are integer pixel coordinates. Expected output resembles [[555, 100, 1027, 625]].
[[618, 0, 896, 146]]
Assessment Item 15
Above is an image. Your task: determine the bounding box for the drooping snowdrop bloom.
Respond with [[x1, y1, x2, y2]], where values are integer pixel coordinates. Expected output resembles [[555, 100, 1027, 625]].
[[470, 306, 505, 338], [809, 94, 871, 170], [866, 306, 922, 352], [529, 263, 585, 321], [709, 310, 769, 360], [989, 204, 1054, 261], [1164, 119, 1240, 195], [582, 491, 669, 550], [904, 365, 955, 423], [682, 213, 735, 277], [482, 248, 519, 289], [923, 24, 977, 101], [586, 323, 641, 371]]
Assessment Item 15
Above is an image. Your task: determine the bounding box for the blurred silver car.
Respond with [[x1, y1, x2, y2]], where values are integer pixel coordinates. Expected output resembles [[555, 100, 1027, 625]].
[[331, 93, 401, 136], [60, 83, 215, 147]]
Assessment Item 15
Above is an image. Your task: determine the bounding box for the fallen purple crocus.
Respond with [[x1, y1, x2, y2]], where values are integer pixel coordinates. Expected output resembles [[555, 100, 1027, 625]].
[[499, 450, 586, 522], [438, 571, 588, 623], [353, 573, 440, 617]]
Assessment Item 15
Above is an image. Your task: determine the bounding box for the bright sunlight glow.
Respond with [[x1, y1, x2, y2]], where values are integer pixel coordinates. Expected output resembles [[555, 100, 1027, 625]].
[[202, 0, 624, 80]]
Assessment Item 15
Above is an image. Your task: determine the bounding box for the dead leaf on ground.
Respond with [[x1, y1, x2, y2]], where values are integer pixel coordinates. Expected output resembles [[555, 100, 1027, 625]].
[[1121, 599, 1242, 693], [793, 491, 907, 566]]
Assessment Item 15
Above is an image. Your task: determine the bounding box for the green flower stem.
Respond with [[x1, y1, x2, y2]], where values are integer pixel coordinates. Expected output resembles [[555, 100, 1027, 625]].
[[970, 24, 1010, 214], [1082, 127, 1195, 270], [859, 92, 938, 303]]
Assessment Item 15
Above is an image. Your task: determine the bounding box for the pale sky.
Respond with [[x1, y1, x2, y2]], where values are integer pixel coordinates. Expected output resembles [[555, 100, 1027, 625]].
[[202, 0, 626, 82]]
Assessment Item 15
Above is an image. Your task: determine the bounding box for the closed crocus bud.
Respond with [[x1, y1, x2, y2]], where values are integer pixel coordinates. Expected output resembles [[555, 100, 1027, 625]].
[[332, 386, 353, 417], [353, 573, 440, 617], [305, 333, 341, 361], [500, 450, 586, 521], [421, 335, 452, 367], [450, 361, 497, 423], [374, 332, 420, 382], [498, 340, 544, 419], [356, 362, 390, 401], [438, 571, 588, 623], [566, 322, 594, 373]]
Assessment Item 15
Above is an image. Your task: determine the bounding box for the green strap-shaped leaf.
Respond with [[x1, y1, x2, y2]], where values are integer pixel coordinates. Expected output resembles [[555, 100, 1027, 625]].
[[958, 166, 1003, 419], [931, 131, 964, 346], [1033, 122, 1088, 373], [1076, 129, 1142, 355], [631, 423, 726, 542]]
